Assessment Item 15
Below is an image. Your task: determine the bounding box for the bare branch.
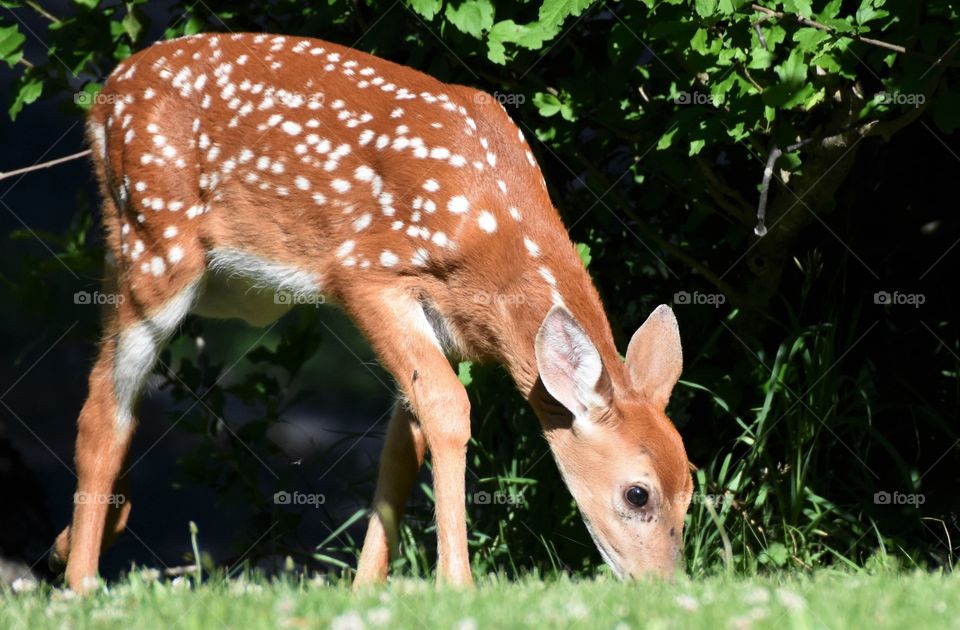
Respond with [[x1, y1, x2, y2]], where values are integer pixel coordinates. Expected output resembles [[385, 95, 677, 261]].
[[750, 4, 910, 55], [753, 21, 768, 49], [25, 1, 60, 23], [0, 150, 91, 183], [754, 145, 782, 237]]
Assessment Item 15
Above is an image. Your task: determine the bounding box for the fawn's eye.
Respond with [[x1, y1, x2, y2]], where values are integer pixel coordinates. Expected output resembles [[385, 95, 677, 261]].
[[625, 486, 649, 508]]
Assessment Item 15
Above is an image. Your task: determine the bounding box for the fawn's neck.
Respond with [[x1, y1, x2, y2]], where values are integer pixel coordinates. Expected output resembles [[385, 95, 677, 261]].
[[486, 239, 624, 424]]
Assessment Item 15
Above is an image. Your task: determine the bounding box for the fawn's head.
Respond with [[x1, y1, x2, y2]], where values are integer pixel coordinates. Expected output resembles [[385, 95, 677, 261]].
[[535, 304, 692, 580]]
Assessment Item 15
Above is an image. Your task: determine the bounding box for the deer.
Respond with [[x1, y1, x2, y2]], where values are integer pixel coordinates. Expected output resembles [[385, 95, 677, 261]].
[[49, 31, 693, 594]]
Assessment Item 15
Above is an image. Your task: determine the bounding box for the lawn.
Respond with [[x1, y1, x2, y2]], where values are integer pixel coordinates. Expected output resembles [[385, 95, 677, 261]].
[[2, 570, 956, 629]]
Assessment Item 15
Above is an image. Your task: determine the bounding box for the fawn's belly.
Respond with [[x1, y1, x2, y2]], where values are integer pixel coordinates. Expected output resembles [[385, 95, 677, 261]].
[[191, 248, 329, 326], [191, 272, 294, 326]]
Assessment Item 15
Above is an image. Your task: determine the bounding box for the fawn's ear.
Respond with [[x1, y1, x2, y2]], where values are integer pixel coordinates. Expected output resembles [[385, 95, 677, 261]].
[[535, 306, 612, 420], [625, 305, 683, 410]]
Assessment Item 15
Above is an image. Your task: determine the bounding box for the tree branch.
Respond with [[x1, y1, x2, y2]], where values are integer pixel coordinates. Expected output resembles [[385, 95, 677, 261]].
[[0, 150, 91, 183], [750, 4, 909, 55], [25, 1, 60, 23]]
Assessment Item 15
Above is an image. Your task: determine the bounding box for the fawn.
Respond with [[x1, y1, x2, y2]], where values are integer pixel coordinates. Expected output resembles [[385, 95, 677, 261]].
[[50, 32, 693, 593]]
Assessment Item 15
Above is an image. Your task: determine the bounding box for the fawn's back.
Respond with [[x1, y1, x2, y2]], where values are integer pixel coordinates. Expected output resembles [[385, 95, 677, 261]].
[[89, 32, 574, 342]]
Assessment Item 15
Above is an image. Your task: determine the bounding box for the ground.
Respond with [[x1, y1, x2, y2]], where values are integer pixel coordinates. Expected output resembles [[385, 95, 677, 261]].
[[2, 570, 957, 629]]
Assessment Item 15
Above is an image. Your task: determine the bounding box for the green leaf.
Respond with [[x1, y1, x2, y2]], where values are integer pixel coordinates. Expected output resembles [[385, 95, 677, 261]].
[[9, 76, 42, 120], [575, 242, 592, 268], [817, 0, 843, 20], [533, 92, 562, 117], [856, 0, 889, 25], [657, 126, 678, 150], [694, 0, 717, 18], [183, 15, 205, 36], [690, 28, 709, 54], [121, 11, 142, 42], [764, 47, 817, 109], [782, 0, 812, 17], [759, 542, 789, 566], [487, 19, 553, 64], [72, 0, 99, 8], [539, 0, 593, 31], [777, 47, 808, 84], [717, 0, 748, 14], [748, 48, 775, 70], [408, 0, 442, 20], [0, 24, 25, 67], [812, 52, 843, 75], [445, 0, 494, 39], [74, 82, 102, 111], [793, 27, 831, 53], [457, 361, 473, 386]]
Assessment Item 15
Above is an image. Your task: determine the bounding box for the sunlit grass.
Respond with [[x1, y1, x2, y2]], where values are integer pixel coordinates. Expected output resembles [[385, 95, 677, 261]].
[[3, 569, 957, 629]]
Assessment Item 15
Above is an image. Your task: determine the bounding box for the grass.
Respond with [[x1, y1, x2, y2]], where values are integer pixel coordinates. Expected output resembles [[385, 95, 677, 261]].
[[2, 570, 957, 629]]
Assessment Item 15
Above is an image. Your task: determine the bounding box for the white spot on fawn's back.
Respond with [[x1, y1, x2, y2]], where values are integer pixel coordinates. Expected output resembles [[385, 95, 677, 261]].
[[478, 211, 497, 234], [380, 250, 398, 267], [447, 195, 469, 214]]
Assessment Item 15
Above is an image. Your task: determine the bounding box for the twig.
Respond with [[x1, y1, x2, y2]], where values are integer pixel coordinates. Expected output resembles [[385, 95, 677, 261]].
[[754, 133, 834, 237], [750, 4, 908, 55], [753, 22, 768, 49], [754, 145, 782, 237], [0, 149, 91, 183], [25, 1, 59, 23], [742, 66, 763, 92], [17, 57, 33, 69]]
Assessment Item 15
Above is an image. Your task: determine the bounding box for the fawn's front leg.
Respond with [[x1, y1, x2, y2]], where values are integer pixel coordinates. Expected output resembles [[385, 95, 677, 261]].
[[345, 285, 473, 588], [354, 403, 426, 588]]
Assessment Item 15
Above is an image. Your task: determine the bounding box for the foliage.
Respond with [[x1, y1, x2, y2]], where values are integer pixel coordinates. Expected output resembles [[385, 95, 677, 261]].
[[1, 0, 957, 579]]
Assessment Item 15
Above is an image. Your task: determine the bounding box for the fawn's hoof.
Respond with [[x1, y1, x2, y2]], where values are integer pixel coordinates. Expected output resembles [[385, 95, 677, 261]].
[[48, 548, 66, 575], [48, 527, 71, 575]]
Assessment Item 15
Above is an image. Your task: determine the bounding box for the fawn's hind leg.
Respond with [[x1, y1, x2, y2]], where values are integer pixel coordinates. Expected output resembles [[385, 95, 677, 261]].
[[354, 403, 427, 588], [53, 110, 211, 592], [53, 259, 204, 593]]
